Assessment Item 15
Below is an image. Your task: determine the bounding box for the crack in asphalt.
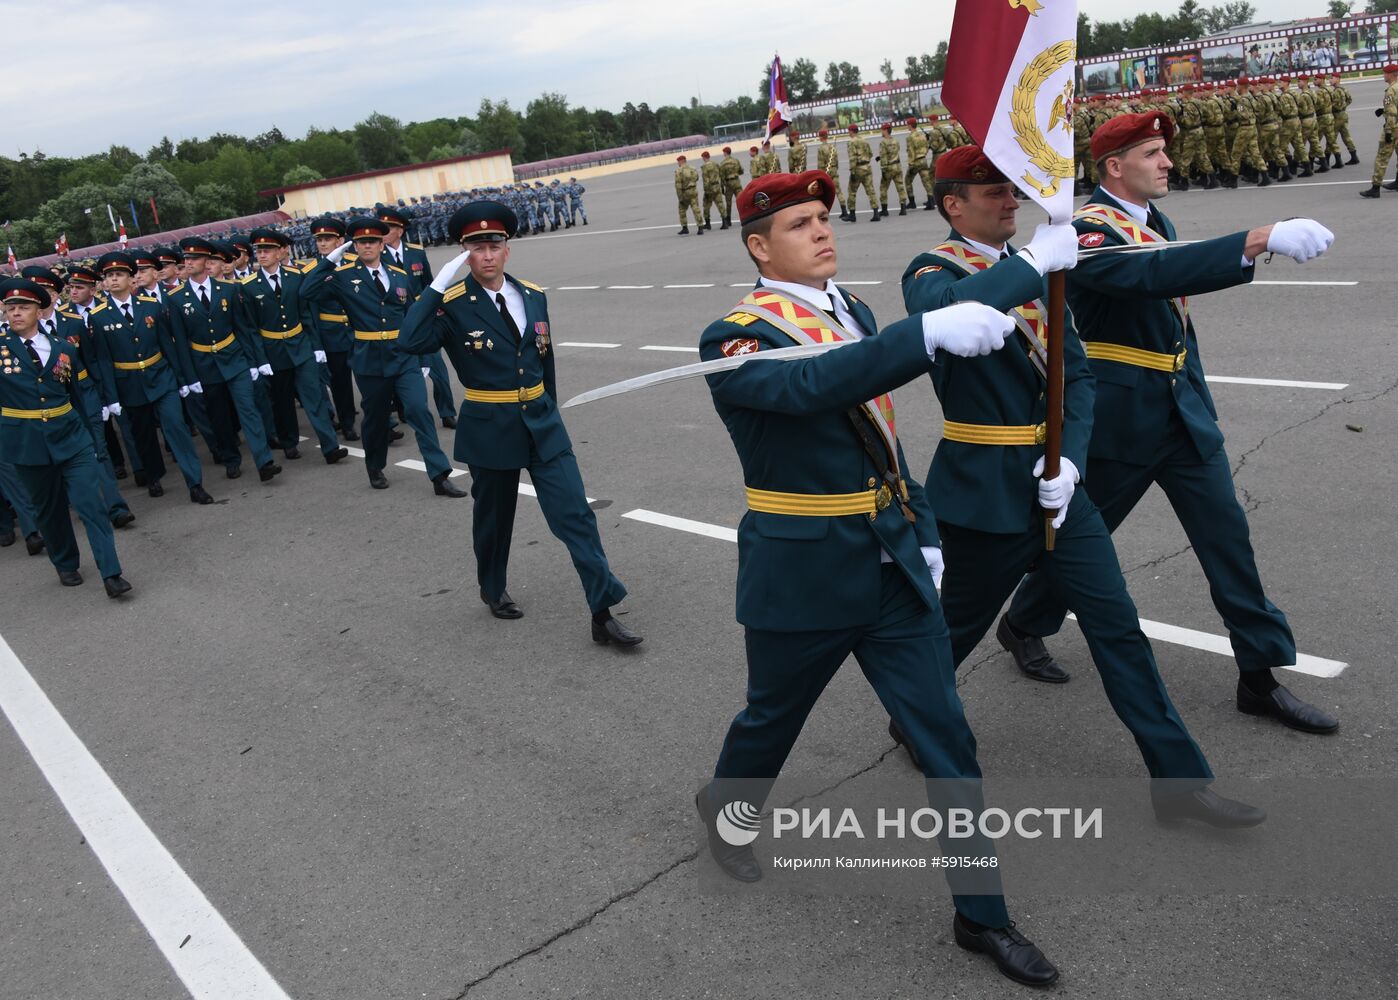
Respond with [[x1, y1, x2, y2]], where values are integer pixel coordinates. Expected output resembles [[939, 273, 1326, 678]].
[[449, 380, 1398, 996]]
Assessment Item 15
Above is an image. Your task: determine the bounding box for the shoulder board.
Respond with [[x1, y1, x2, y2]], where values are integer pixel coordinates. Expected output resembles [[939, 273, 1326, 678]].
[[215, 278, 235, 285], [239, 273, 258, 284], [442, 282, 468, 304], [722, 312, 759, 327], [335, 262, 357, 272], [343, 251, 359, 261], [386, 264, 407, 276], [137, 295, 159, 304], [519, 279, 543, 292], [89, 302, 109, 315], [1076, 216, 1108, 226], [406, 242, 424, 250], [167, 282, 186, 295], [59, 310, 81, 321]]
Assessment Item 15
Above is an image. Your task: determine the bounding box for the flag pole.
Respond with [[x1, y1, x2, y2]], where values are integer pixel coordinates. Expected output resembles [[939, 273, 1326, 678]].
[[1043, 271, 1066, 550]]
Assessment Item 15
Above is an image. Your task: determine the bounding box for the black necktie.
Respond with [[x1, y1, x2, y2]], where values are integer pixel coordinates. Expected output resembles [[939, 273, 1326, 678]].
[[1147, 206, 1166, 235], [390, 250, 401, 267], [198, 285, 210, 311], [372, 269, 387, 296], [495, 292, 521, 339], [121, 303, 133, 323], [269, 272, 281, 297], [25, 340, 41, 368], [41, 319, 54, 336]]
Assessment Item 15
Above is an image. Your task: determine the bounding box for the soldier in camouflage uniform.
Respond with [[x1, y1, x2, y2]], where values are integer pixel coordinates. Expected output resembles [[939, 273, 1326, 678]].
[[875, 122, 908, 216], [1328, 73, 1360, 166], [550, 180, 571, 228], [758, 140, 782, 176], [1294, 76, 1319, 178], [699, 150, 724, 231], [1360, 63, 1398, 198], [719, 146, 744, 227], [1312, 75, 1336, 172], [748, 145, 767, 178], [903, 117, 934, 209], [674, 154, 704, 234], [926, 114, 950, 177], [844, 124, 879, 222], [1200, 83, 1228, 186], [815, 130, 849, 222], [1255, 77, 1289, 181], [1229, 77, 1270, 187], [1277, 77, 1303, 177], [567, 177, 588, 226], [1073, 99, 1095, 194], [785, 129, 807, 172]]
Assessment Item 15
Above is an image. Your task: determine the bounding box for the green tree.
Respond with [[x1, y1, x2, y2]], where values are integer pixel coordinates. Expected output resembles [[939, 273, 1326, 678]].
[[297, 130, 360, 178], [353, 111, 409, 170], [282, 164, 324, 186], [1326, 1, 1352, 18], [879, 58, 896, 83], [425, 145, 461, 162], [191, 183, 239, 223], [787, 58, 820, 103], [119, 162, 195, 232], [33, 182, 121, 247], [458, 126, 483, 154], [404, 118, 460, 161], [1369, 0, 1398, 12], [476, 99, 525, 154], [522, 92, 579, 161], [1200, 2, 1256, 33]]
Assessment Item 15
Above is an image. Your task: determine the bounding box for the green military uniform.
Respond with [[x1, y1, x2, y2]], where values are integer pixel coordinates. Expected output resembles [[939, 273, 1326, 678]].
[[845, 129, 879, 220], [1201, 87, 1228, 182], [1295, 80, 1319, 176], [674, 159, 704, 234], [900, 233, 1213, 784], [927, 117, 950, 174], [785, 133, 807, 173], [748, 147, 766, 178], [876, 127, 908, 215], [1364, 76, 1398, 195], [719, 150, 744, 226], [904, 122, 933, 208], [757, 145, 782, 176], [1276, 82, 1302, 173], [1312, 79, 1336, 166], [1329, 77, 1358, 163], [1228, 83, 1269, 184], [1255, 82, 1284, 178], [1172, 87, 1212, 188], [1073, 103, 1095, 193], [815, 135, 848, 220], [700, 154, 724, 230]]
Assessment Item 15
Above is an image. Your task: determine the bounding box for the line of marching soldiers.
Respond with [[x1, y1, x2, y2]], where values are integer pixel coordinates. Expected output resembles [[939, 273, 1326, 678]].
[[1074, 72, 1366, 192], [675, 117, 974, 233], [0, 206, 476, 596]]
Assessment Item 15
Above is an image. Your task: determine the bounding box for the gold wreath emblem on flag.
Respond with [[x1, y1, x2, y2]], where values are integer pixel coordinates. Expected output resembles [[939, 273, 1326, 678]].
[[1010, 39, 1076, 198], [1008, 0, 1044, 14]]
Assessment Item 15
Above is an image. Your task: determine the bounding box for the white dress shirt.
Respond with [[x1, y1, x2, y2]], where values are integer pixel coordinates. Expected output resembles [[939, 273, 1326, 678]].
[[484, 278, 527, 333], [22, 332, 52, 366]]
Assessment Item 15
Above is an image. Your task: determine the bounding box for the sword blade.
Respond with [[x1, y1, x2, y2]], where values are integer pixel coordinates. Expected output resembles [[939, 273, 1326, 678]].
[[561, 341, 852, 409], [1076, 239, 1199, 258]]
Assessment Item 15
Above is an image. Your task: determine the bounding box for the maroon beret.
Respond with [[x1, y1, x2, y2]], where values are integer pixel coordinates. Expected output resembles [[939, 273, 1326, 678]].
[[737, 170, 836, 226], [1386, 63, 1398, 73], [1091, 111, 1175, 162], [934, 145, 1009, 184]]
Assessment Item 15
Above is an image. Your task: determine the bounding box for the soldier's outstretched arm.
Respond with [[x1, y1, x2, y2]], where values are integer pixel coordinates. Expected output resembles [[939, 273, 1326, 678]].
[[1071, 228, 1256, 301], [902, 253, 1042, 314]]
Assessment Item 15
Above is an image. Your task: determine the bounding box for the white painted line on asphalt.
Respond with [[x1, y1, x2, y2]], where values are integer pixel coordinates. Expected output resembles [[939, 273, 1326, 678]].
[[730, 282, 751, 287], [555, 285, 600, 290], [622, 508, 1345, 677], [1207, 376, 1348, 390], [392, 459, 467, 478], [606, 285, 654, 290], [639, 345, 699, 353], [559, 341, 620, 348], [664, 284, 715, 289], [1067, 614, 1347, 678], [344, 446, 366, 459], [623, 508, 738, 542], [0, 632, 293, 1000], [1251, 280, 1358, 286], [521, 482, 595, 503], [1224, 179, 1366, 190]]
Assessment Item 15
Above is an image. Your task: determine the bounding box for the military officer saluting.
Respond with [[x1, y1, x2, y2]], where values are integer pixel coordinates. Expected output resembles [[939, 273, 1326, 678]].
[[377, 204, 457, 429], [301, 217, 465, 496], [999, 113, 1339, 736], [0, 278, 132, 597], [234, 228, 347, 465], [691, 170, 1061, 986], [399, 201, 641, 646]]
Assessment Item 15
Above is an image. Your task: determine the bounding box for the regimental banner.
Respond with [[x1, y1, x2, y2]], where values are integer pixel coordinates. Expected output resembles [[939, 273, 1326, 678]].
[[942, 0, 1078, 223]]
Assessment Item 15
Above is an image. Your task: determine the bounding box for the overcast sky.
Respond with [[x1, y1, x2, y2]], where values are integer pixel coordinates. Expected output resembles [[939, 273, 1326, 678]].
[[8, 0, 1332, 158]]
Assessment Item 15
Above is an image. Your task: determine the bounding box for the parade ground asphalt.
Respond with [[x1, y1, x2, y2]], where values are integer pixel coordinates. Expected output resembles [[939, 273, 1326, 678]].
[[2, 78, 1396, 1000]]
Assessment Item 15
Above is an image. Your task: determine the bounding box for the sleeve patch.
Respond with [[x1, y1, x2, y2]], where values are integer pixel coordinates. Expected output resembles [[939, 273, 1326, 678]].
[[721, 312, 758, 327], [913, 265, 943, 277], [720, 338, 761, 357], [1078, 232, 1107, 248]]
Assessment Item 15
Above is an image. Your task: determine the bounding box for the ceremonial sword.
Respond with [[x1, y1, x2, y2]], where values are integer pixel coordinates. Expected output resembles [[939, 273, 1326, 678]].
[[561, 241, 1202, 409]]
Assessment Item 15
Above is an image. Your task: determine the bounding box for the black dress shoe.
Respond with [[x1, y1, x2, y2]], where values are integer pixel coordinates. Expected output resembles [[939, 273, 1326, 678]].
[[25, 532, 45, 556], [1152, 787, 1266, 828], [225, 464, 242, 479], [112, 511, 136, 529], [441, 415, 457, 429], [995, 614, 1070, 683], [368, 470, 389, 489], [284, 447, 301, 460], [1237, 680, 1339, 734], [133, 470, 148, 487], [103, 575, 133, 598], [344, 429, 360, 441], [481, 587, 523, 619], [113, 466, 128, 480], [0, 529, 15, 547], [592, 614, 643, 646], [694, 790, 763, 883], [389, 428, 404, 441], [952, 914, 1059, 987], [58, 569, 83, 587], [324, 447, 349, 464], [888, 718, 922, 769], [189, 485, 214, 505], [147, 480, 165, 498], [433, 473, 467, 498], [258, 462, 281, 482], [1360, 185, 1380, 198]]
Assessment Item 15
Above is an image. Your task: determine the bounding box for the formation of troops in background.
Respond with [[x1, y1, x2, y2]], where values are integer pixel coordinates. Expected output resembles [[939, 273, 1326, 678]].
[[675, 69, 1398, 227]]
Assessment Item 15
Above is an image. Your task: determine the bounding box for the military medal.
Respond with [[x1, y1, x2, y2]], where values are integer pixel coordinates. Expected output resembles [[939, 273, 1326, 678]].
[[534, 321, 550, 357]]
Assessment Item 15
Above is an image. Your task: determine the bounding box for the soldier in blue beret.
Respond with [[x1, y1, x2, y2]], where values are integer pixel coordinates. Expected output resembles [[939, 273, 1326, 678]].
[[399, 201, 641, 645]]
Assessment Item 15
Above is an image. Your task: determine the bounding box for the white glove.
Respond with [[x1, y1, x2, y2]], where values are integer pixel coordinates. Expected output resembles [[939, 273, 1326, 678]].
[[179, 385, 191, 397], [107, 402, 122, 417], [101, 405, 111, 422], [922, 301, 1015, 358], [314, 350, 327, 364], [421, 366, 431, 378], [258, 363, 273, 377], [429, 250, 471, 293], [921, 545, 945, 590], [1033, 455, 1079, 530], [1019, 223, 1080, 275], [326, 240, 353, 264], [249, 367, 260, 382], [190, 381, 203, 394], [1266, 219, 1334, 263]]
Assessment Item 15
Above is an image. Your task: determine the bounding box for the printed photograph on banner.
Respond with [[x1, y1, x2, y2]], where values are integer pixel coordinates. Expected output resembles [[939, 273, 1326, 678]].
[[1339, 21, 1387, 67], [1120, 55, 1159, 91], [1203, 43, 1245, 82], [1161, 51, 1202, 86], [1285, 29, 1340, 72], [1245, 37, 1290, 75], [1082, 61, 1118, 96]]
